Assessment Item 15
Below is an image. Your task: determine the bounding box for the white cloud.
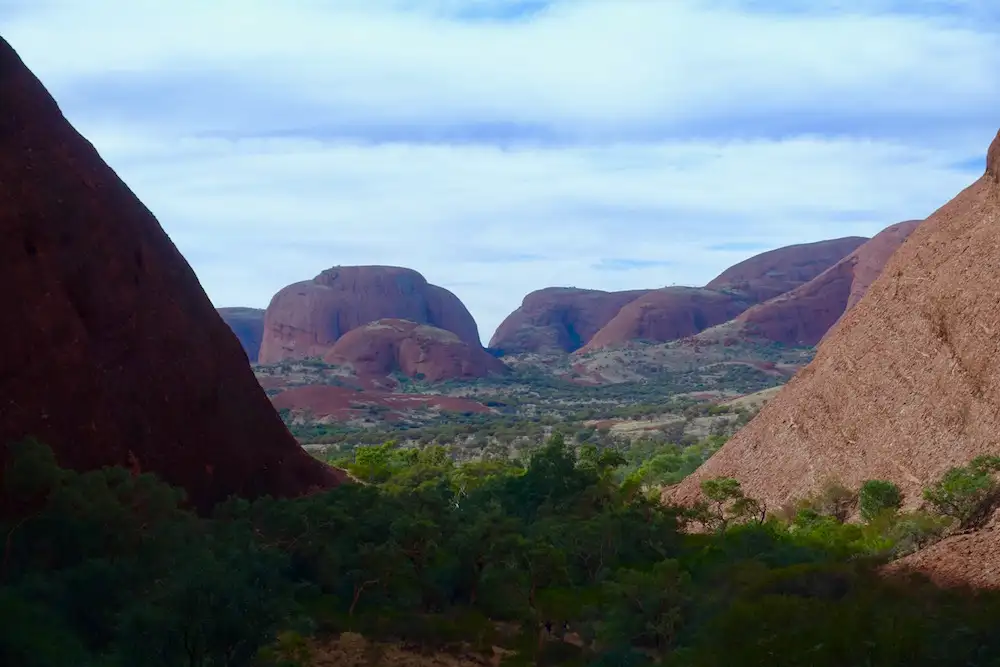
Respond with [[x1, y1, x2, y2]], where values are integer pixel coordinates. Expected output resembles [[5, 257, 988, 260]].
[[2, 0, 997, 342]]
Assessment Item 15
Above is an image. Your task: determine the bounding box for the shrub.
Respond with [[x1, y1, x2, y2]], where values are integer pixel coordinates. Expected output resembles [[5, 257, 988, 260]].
[[796, 479, 857, 523], [693, 477, 763, 531], [923, 456, 1000, 528], [886, 511, 952, 556], [858, 480, 903, 522]]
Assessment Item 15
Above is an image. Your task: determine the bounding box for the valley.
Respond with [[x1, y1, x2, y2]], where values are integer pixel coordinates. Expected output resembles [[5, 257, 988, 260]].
[[6, 13, 1000, 666]]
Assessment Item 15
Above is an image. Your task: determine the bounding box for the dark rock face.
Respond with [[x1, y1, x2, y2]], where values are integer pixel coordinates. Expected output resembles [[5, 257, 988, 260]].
[[705, 236, 868, 302], [732, 220, 921, 346], [0, 36, 344, 512], [323, 319, 509, 382], [488, 288, 648, 355], [258, 266, 481, 364], [217, 307, 265, 362]]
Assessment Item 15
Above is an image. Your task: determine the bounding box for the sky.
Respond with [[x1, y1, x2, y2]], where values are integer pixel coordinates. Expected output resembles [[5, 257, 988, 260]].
[[2, 0, 998, 344]]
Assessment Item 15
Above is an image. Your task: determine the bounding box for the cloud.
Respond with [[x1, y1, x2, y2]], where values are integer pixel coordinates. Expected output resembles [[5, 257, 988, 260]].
[[706, 242, 772, 252], [2, 0, 998, 342], [594, 259, 677, 272]]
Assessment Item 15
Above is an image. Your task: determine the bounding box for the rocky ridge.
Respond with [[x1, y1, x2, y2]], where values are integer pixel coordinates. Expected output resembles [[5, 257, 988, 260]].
[[578, 287, 752, 353], [488, 287, 648, 355]]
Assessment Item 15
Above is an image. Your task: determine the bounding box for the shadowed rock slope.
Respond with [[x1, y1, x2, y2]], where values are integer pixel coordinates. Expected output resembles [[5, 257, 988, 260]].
[[0, 36, 344, 512], [218, 307, 266, 362], [727, 220, 921, 346], [324, 319, 509, 382], [259, 266, 481, 364], [674, 131, 1000, 520]]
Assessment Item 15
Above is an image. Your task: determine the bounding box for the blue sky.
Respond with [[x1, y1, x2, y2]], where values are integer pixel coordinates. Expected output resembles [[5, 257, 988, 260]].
[[3, 0, 998, 343]]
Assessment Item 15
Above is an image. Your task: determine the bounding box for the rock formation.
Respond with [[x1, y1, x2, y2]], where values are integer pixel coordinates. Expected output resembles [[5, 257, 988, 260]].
[[706, 236, 868, 302], [488, 288, 648, 355], [0, 36, 344, 512], [731, 221, 921, 346], [579, 287, 752, 352], [842, 221, 922, 311], [258, 266, 481, 364], [218, 307, 265, 362], [887, 527, 1000, 589], [324, 319, 508, 382], [673, 131, 1000, 515], [494, 238, 865, 355]]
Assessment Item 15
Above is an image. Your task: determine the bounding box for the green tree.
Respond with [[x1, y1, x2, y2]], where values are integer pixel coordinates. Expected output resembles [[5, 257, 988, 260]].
[[923, 456, 1000, 528], [858, 480, 903, 522], [114, 540, 298, 667], [693, 477, 763, 532], [597, 560, 690, 654]]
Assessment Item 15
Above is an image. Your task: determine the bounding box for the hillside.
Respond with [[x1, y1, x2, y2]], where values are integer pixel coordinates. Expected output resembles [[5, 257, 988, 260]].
[[722, 220, 921, 346], [705, 236, 868, 301], [491, 237, 865, 356], [579, 286, 752, 352], [673, 131, 1000, 515]]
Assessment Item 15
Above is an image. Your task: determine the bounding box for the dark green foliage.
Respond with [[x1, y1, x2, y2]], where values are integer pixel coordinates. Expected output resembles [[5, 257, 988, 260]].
[[8, 436, 1000, 666], [0, 439, 297, 667], [858, 480, 903, 522]]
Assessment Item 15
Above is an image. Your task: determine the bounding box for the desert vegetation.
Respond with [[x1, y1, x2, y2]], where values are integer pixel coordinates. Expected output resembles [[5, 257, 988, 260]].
[[7, 436, 1000, 666]]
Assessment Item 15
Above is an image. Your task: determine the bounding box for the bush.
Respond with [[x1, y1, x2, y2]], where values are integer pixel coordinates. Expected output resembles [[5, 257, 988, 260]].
[[795, 479, 857, 523], [858, 480, 903, 522], [885, 511, 952, 556], [692, 477, 763, 531], [923, 456, 1000, 528], [0, 439, 298, 667]]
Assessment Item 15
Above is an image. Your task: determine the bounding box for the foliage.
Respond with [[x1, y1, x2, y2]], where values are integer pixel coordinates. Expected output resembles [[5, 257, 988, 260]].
[[623, 436, 726, 489], [795, 479, 858, 523], [689, 477, 764, 532], [922, 455, 1000, 528], [7, 437, 1000, 666], [858, 480, 903, 523], [868, 510, 953, 557], [0, 439, 298, 667]]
